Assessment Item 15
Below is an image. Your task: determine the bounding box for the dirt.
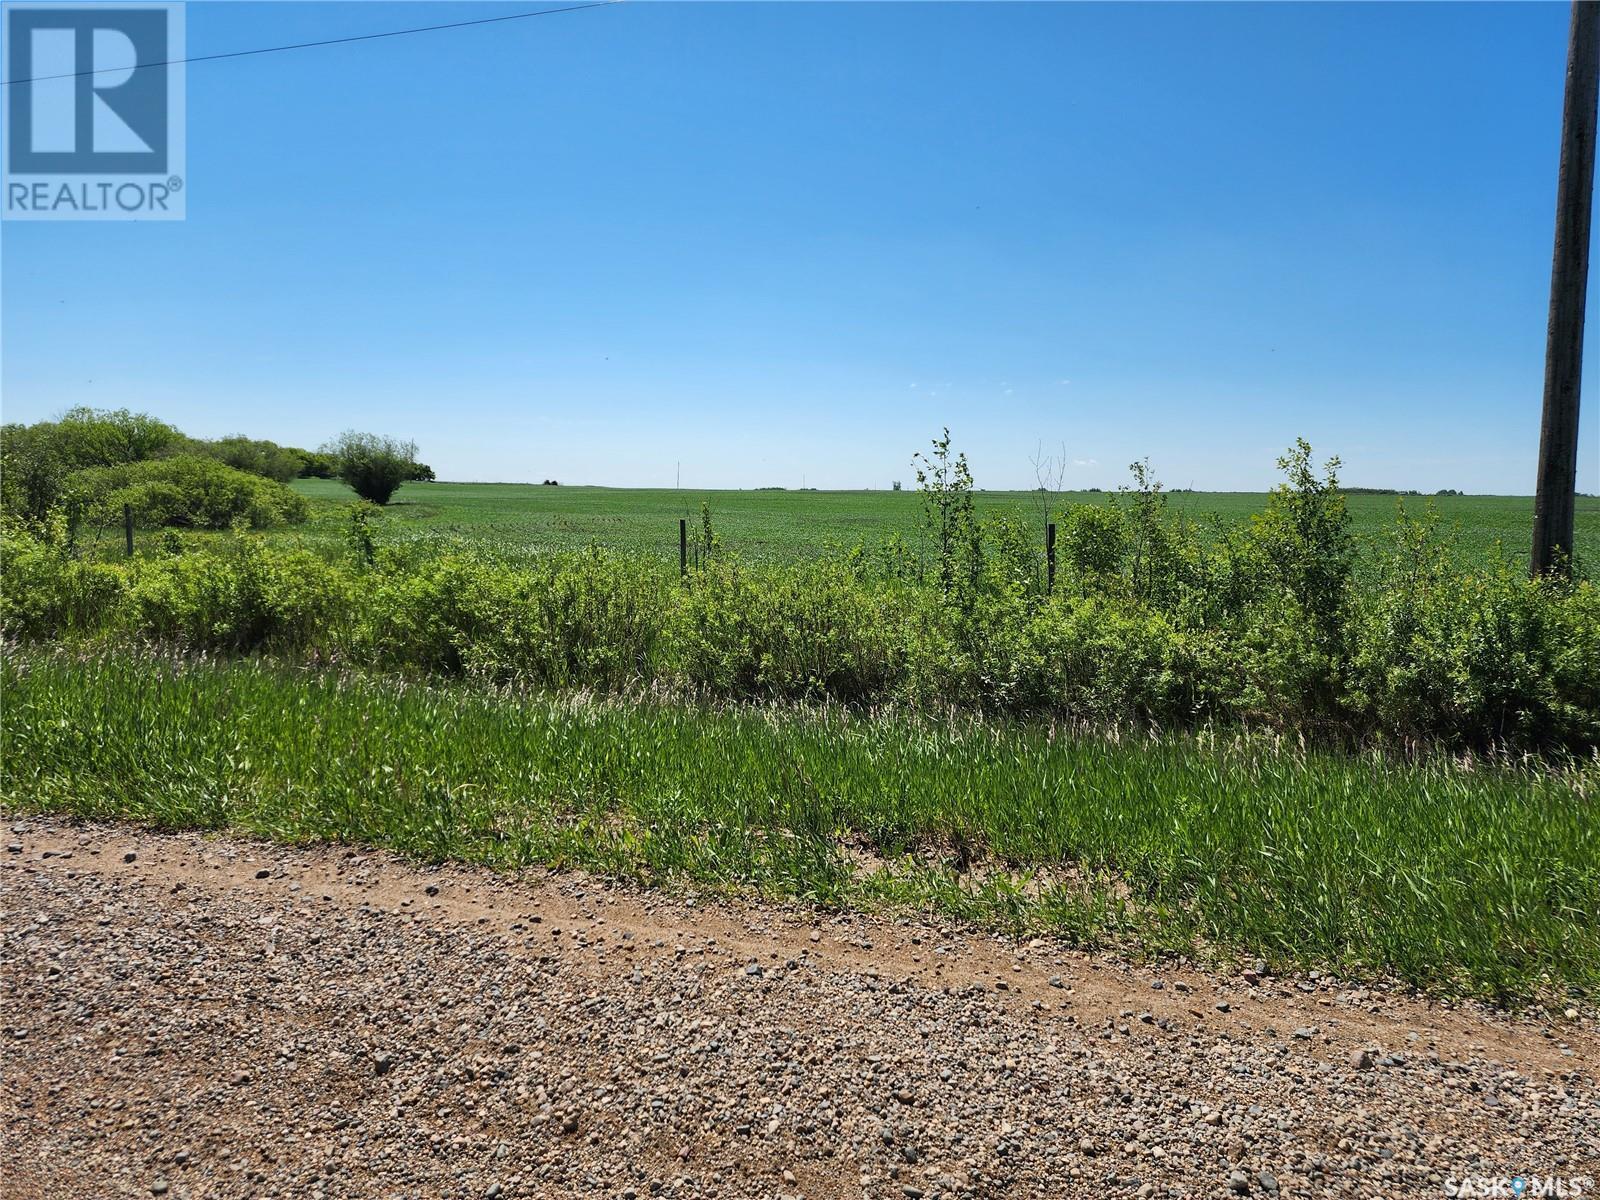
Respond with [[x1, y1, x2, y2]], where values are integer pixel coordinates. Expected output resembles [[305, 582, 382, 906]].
[[2, 817, 1594, 1199]]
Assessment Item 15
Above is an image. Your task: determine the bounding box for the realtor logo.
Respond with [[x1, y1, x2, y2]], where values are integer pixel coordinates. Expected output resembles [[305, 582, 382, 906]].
[[3, 1, 185, 219]]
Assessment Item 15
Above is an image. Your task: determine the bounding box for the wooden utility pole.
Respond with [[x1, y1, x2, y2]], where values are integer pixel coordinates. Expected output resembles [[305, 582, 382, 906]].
[[1533, 0, 1599, 577]]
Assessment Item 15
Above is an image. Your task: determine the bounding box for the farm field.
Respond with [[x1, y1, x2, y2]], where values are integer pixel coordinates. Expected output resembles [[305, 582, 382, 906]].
[[227, 478, 1600, 569]]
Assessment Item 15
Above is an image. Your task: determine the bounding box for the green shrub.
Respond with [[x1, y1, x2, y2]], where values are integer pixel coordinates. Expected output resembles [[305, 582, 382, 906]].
[[65, 456, 308, 530], [322, 430, 419, 506], [2, 440, 1596, 758], [0, 519, 126, 637], [1349, 538, 1600, 750], [2, 408, 184, 524], [123, 539, 349, 653], [192, 435, 305, 483], [1060, 502, 1126, 582], [675, 559, 911, 700]]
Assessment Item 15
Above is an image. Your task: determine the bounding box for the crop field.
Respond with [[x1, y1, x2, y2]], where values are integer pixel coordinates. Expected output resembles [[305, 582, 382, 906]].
[[204, 479, 1600, 568]]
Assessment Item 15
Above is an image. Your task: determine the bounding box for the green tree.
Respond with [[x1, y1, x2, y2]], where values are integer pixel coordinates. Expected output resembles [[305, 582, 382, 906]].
[[321, 431, 419, 506], [912, 428, 981, 596]]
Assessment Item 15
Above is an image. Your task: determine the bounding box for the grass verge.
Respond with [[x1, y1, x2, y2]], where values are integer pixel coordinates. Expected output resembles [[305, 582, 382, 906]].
[[3, 644, 1595, 1003]]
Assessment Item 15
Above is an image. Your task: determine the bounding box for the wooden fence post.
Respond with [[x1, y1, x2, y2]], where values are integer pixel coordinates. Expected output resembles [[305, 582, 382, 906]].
[[124, 504, 134, 558], [679, 518, 688, 578], [1046, 522, 1057, 593]]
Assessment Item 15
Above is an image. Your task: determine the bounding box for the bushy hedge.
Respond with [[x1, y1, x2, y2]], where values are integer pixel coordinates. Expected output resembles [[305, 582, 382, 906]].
[[3, 500, 1596, 754], [64, 455, 309, 530]]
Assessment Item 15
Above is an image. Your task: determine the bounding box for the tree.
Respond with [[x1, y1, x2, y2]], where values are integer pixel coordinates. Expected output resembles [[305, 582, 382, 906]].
[[912, 428, 981, 596], [321, 431, 419, 506]]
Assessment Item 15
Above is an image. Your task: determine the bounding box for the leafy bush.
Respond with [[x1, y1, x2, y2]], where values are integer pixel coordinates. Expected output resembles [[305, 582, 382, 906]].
[[0, 516, 126, 637], [65, 456, 308, 530], [322, 430, 419, 505], [1060, 502, 1126, 582], [2, 408, 185, 523], [674, 559, 911, 700], [124, 539, 350, 652], [3, 437, 1596, 757], [191, 435, 306, 483]]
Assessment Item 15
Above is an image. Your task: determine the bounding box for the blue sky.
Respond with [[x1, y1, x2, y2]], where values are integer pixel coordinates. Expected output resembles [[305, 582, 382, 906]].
[[3, 0, 1598, 492]]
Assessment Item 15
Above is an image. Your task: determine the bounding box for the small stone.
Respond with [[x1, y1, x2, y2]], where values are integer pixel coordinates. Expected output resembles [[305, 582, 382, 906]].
[[230, 1071, 250, 1087], [1215, 1001, 1231, 1013], [1257, 1169, 1280, 1194], [1292, 1027, 1315, 1040], [123, 851, 137, 864], [560, 1113, 579, 1134], [808, 930, 821, 943], [150, 1181, 169, 1196], [254, 869, 270, 879], [425, 884, 439, 897], [744, 963, 763, 977], [373, 1053, 394, 1075], [485, 1185, 503, 1199], [5, 844, 20, 854], [1227, 1169, 1251, 1194], [1048, 976, 1064, 989], [1350, 1047, 1375, 1070]]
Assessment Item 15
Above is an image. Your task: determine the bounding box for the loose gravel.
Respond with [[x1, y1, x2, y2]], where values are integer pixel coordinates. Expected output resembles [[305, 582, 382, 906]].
[[2, 818, 1595, 1199]]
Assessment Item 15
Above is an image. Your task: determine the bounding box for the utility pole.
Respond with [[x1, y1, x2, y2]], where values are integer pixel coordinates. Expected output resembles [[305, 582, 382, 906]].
[[1533, 0, 1599, 577]]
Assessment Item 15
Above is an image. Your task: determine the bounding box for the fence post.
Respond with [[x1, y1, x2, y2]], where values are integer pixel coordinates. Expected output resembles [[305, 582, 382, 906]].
[[1046, 521, 1056, 593], [679, 518, 688, 578], [124, 504, 134, 558]]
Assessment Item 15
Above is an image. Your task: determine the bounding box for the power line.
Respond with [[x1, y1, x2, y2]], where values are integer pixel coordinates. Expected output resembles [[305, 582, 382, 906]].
[[0, 1, 618, 87]]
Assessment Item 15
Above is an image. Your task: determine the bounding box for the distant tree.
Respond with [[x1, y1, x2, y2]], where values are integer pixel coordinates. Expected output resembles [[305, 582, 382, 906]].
[[321, 431, 419, 505], [296, 450, 339, 479], [891, 480, 902, 491], [0, 422, 66, 523], [406, 459, 436, 482], [53, 406, 183, 468], [194, 435, 304, 483], [1, 408, 184, 525]]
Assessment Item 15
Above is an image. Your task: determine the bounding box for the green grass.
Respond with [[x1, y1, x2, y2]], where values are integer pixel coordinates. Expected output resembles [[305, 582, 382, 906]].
[[6, 644, 1596, 1003], [312, 480, 1600, 567], [76, 478, 1596, 570]]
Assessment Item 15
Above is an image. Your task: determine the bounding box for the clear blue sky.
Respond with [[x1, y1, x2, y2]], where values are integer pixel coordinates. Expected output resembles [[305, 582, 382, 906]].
[[4, 0, 1598, 492]]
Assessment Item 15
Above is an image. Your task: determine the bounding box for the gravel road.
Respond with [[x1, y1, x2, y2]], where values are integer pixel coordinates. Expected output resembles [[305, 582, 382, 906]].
[[2, 818, 1594, 1199]]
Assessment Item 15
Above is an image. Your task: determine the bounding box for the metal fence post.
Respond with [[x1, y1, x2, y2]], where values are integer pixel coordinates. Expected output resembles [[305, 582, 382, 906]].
[[679, 518, 688, 578], [1046, 521, 1056, 593], [124, 504, 134, 558]]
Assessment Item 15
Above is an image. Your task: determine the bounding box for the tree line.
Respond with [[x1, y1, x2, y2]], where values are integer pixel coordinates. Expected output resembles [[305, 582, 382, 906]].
[[0, 408, 432, 530]]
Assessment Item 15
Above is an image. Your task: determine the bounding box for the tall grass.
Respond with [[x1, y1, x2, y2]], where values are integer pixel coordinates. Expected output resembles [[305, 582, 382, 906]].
[[5, 645, 1595, 1002]]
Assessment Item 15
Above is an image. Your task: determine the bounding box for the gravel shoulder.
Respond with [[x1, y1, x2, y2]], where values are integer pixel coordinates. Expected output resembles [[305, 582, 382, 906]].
[[2, 817, 1595, 1199]]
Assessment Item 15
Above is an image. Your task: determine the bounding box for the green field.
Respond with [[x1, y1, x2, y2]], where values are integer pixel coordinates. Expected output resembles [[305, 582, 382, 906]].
[[247, 479, 1600, 568]]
